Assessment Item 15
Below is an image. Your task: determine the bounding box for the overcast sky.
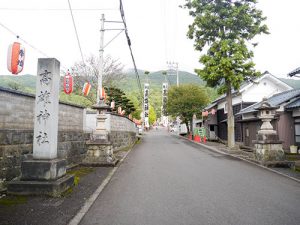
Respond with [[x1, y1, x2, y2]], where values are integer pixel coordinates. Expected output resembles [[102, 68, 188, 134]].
[[0, 0, 299, 78]]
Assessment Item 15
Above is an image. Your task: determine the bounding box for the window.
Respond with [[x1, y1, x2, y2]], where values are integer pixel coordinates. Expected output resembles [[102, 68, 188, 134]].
[[210, 125, 214, 131], [294, 118, 300, 143], [246, 128, 249, 137]]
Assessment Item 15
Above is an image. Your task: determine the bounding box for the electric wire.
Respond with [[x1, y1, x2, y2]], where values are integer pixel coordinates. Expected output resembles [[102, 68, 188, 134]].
[[0, 8, 117, 11], [119, 0, 143, 101], [0, 21, 68, 71], [67, 0, 85, 64], [0, 22, 49, 58]]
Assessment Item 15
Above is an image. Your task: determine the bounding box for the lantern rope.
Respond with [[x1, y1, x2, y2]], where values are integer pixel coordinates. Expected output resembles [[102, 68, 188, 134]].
[[0, 21, 71, 71], [0, 22, 48, 57], [67, 0, 85, 64]]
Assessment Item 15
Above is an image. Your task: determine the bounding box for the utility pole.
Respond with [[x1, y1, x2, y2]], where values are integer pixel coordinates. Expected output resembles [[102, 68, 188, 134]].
[[97, 14, 105, 104], [166, 61, 179, 87]]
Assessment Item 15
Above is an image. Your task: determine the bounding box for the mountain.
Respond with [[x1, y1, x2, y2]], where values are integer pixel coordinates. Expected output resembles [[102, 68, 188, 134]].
[[119, 70, 205, 92]]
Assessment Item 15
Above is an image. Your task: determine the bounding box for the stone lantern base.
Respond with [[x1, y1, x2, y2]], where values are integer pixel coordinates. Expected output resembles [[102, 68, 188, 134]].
[[82, 140, 118, 167], [254, 141, 285, 162]]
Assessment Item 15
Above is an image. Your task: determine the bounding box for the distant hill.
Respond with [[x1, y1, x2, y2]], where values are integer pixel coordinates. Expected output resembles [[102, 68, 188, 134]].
[[0, 74, 36, 89], [120, 70, 205, 92], [0, 70, 209, 116]]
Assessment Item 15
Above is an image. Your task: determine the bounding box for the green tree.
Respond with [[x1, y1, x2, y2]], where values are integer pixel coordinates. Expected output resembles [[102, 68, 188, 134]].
[[167, 84, 209, 134], [184, 0, 269, 148], [149, 104, 157, 125], [106, 87, 136, 116], [7, 81, 23, 91]]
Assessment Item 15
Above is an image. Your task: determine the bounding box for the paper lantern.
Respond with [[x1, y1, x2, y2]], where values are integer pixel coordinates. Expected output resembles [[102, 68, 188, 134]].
[[82, 82, 91, 96], [7, 42, 25, 75], [211, 109, 216, 115], [202, 111, 209, 117], [118, 106, 122, 114], [63, 73, 73, 94], [121, 110, 125, 115], [110, 100, 115, 109], [101, 87, 106, 100]]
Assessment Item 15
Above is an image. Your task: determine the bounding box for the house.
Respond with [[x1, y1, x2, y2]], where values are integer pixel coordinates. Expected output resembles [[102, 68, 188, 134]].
[[203, 72, 295, 143], [237, 89, 300, 151]]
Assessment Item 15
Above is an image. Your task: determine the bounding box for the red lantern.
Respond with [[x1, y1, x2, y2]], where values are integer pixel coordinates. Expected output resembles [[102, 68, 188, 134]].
[[101, 87, 106, 100], [7, 42, 25, 75], [82, 82, 91, 96], [63, 73, 73, 94]]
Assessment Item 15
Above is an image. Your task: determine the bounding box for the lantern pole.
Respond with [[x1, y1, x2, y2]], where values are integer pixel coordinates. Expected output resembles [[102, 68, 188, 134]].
[[97, 13, 105, 104]]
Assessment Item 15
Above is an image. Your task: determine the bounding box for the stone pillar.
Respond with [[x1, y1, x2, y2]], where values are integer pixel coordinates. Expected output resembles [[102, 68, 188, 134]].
[[8, 58, 74, 196], [253, 99, 286, 165]]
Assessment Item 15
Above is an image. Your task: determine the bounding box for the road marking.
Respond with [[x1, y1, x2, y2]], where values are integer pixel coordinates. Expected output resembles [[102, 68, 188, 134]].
[[68, 146, 135, 225], [173, 134, 300, 184]]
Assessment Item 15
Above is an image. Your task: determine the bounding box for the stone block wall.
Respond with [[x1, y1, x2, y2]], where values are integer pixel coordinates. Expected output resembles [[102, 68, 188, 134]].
[[106, 113, 138, 151], [0, 87, 88, 190], [85, 111, 138, 151]]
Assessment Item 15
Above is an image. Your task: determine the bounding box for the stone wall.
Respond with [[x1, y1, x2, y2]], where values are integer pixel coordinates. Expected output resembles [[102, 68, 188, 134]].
[[107, 113, 138, 151], [85, 111, 138, 151], [0, 87, 88, 190]]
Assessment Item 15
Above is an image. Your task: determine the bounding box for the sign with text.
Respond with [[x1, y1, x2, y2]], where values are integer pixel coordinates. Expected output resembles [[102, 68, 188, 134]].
[[144, 83, 149, 128], [162, 83, 168, 116], [33, 58, 60, 159]]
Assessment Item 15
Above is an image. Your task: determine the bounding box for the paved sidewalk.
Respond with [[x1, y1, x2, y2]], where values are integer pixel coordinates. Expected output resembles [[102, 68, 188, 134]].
[[0, 148, 132, 225], [174, 134, 300, 182]]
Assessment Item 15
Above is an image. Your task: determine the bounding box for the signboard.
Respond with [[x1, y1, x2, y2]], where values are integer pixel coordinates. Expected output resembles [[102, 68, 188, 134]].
[[162, 83, 168, 116], [144, 83, 149, 128]]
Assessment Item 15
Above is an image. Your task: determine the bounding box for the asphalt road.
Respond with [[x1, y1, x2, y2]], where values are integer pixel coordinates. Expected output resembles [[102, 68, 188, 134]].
[[80, 129, 300, 225]]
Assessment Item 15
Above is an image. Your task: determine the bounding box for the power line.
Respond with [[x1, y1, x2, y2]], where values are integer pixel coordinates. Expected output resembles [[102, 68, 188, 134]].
[[0, 21, 70, 71], [67, 0, 85, 63], [0, 8, 117, 11], [119, 0, 143, 100], [0, 22, 49, 58]]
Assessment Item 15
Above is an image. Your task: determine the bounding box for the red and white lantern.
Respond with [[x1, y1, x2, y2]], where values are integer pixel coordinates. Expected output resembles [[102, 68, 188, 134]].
[[63, 72, 73, 94], [118, 106, 122, 114], [82, 82, 91, 96], [7, 42, 25, 75], [101, 87, 106, 100]]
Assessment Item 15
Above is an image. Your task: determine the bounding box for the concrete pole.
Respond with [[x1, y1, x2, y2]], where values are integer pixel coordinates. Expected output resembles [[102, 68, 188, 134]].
[[176, 62, 179, 87], [97, 14, 105, 104]]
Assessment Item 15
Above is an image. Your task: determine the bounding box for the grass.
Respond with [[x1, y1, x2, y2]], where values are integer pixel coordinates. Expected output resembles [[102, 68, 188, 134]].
[[67, 167, 95, 186], [0, 196, 27, 206], [61, 167, 95, 197]]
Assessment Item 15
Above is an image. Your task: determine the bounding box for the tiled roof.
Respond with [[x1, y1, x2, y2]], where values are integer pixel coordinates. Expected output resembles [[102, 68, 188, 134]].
[[285, 97, 300, 110], [288, 67, 300, 77], [238, 89, 300, 115], [279, 78, 300, 89]]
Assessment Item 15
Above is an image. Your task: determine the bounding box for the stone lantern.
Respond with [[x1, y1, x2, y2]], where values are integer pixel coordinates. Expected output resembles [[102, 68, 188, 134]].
[[253, 98, 285, 163]]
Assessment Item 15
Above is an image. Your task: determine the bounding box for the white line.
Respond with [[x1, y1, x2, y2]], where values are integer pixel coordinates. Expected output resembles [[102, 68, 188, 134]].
[[174, 134, 300, 184], [68, 146, 135, 225]]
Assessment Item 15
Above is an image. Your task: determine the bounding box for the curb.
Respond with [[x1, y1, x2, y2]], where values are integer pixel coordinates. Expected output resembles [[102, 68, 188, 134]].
[[173, 134, 300, 184], [68, 143, 137, 225]]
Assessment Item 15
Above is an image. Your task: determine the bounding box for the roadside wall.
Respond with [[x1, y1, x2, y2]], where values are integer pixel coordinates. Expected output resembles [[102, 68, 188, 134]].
[[0, 87, 88, 189], [85, 111, 138, 151]]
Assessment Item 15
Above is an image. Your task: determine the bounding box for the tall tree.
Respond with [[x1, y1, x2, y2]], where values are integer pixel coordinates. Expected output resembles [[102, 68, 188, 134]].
[[66, 54, 125, 103], [184, 0, 269, 148], [167, 84, 209, 134]]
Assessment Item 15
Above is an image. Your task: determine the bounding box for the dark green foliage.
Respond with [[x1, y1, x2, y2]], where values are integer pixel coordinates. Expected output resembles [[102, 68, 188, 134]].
[[185, 0, 269, 93], [167, 84, 209, 133], [105, 87, 136, 116]]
